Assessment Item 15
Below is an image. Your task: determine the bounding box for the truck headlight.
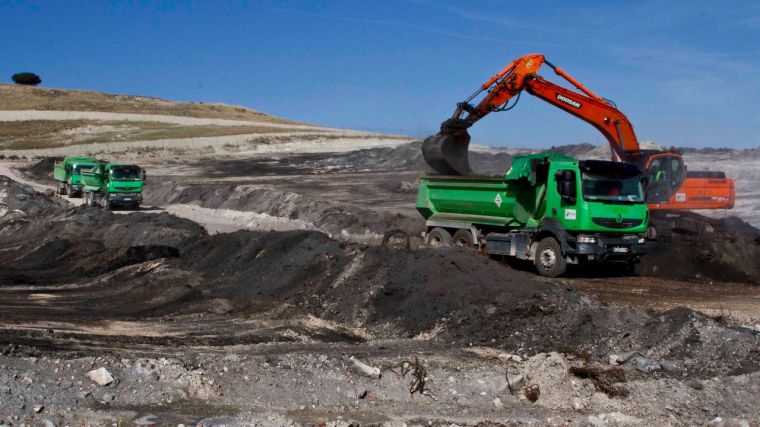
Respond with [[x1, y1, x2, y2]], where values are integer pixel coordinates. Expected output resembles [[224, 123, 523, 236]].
[[638, 237, 646, 244], [577, 235, 596, 244]]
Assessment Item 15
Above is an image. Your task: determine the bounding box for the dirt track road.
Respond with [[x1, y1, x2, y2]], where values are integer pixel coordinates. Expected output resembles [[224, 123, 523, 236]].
[[568, 276, 760, 325]]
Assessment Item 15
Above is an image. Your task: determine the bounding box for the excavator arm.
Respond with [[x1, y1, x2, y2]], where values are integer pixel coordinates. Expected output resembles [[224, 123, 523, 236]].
[[422, 53, 640, 174]]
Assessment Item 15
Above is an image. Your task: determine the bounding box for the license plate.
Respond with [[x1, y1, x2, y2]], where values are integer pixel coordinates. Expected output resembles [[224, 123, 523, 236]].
[[123, 198, 132, 201], [612, 246, 629, 253]]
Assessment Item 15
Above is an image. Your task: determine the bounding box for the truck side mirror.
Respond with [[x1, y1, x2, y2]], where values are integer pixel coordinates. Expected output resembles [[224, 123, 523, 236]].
[[555, 170, 577, 205]]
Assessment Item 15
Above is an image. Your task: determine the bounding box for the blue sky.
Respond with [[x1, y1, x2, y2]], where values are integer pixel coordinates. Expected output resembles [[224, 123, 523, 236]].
[[1, 0, 759, 148]]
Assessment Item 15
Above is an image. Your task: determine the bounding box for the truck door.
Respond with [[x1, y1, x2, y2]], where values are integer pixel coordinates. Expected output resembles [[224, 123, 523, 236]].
[[553, 169, 578, 224]]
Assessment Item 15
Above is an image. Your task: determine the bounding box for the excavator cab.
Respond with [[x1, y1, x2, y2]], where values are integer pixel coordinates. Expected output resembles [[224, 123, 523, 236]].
[[628, 151, 686, 204]]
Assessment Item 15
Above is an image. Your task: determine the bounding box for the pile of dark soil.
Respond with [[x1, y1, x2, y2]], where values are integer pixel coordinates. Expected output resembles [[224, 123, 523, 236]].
[[641, 213, 760, 283], [19, 156, 60, 183], [0, 177, 757, 378], [0, 176, 66, 219]]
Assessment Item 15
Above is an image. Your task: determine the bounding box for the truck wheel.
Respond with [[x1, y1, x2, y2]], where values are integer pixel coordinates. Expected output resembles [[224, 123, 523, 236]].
[[646, 225, 657, 241], [534, 237, 566, 277], [66, 184, 74, 198], [452, 229, 474, 247], [104, 200, 113, 211], [425, 227, 452, 246]]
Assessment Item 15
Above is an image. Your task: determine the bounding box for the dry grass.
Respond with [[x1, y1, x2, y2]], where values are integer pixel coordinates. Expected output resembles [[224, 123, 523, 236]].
[[0, 84, 300, 124], [0, 120, 299, 150]]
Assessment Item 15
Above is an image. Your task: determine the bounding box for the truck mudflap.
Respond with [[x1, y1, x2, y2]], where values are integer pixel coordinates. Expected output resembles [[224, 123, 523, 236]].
[[568, 234, 647, 261]]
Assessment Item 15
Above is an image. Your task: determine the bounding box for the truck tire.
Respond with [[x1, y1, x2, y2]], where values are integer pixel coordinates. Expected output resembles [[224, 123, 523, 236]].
[[452, 229, 474, 247], [66, 184, 74, 198], [534, 237, 566, 277], [104, 200, 113, 211], [425, 227, 452, 247]]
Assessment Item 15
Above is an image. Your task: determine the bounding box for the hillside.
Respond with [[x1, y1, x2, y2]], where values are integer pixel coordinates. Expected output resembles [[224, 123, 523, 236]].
[[0, 83, 296, 123], [0, 85, 408, 154]]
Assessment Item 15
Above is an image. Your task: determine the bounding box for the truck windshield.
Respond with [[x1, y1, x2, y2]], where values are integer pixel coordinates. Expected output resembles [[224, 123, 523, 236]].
[[110, 166, 141, 180], [581, 172, 644, 203]]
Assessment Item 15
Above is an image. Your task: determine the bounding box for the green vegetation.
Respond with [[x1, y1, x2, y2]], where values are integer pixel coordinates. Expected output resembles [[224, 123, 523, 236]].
[[11, 72, 42, 86]]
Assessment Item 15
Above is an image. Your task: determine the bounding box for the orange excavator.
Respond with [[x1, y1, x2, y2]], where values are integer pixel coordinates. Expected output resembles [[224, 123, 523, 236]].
[[422, 53, 735, 212]]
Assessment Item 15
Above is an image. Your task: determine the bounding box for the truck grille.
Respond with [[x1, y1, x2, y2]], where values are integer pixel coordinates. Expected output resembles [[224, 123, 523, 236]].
[[592, 217, 643, 229], [115, 186, 138, 191]]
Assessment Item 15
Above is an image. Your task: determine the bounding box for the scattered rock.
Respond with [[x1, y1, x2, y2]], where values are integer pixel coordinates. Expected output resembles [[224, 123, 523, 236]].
[[348, 356, 381, 379], [86, 367, 114, 386], [493, 397, 503, 408], [506, 373, 525, 390], [32, 404, 43, 413], [687, 379, 705, 390]]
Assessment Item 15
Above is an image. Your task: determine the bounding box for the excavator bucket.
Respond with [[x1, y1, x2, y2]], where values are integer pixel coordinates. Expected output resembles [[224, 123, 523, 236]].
[[421, 119, 473, 175]]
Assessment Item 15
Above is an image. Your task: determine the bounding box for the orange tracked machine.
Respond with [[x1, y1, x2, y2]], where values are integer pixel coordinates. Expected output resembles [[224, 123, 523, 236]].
[[421, 53, 735, 212]]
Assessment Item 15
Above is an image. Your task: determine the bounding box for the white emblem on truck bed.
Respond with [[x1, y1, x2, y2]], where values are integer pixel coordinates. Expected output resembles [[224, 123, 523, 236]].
[[494, 194, 502, 208]]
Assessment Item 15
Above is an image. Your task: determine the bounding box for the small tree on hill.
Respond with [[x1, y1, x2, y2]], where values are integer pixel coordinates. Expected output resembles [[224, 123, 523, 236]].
[[11, 72, 42, 86]]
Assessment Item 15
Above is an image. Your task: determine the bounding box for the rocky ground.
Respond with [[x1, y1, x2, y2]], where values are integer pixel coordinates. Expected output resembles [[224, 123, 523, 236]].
[[1, 150, 760, 425]]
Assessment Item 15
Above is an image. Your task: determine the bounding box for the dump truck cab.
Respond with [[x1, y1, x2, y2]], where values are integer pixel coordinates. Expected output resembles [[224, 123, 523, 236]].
[[416, 153, 648, 277], [81, 162, 145, 210], [53, 156, 98, 197]]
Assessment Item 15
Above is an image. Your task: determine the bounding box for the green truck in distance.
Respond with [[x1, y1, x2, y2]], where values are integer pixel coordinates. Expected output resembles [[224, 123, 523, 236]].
[[416, 153, 649, 277], [53, 156, 97, 197], [81, 161, 145, 210]]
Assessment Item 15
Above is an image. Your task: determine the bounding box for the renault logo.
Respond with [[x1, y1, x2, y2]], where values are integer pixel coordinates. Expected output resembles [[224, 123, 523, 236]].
[[616, 214, 623, 223]]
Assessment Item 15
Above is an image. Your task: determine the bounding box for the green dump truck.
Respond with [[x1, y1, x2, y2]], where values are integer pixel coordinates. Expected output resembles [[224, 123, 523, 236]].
[[53, 156, 98, 197], [416, 153, 649, 277], [81, 161, 145, 210]]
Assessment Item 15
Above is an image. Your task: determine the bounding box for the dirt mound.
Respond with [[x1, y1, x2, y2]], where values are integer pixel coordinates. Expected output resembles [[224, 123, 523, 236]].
[[0, 181, 757, 378], [0, 176, 65, 221], [144, 182, 423, 238], [641, 213, 760, 283], [19, 157, 60, 183]]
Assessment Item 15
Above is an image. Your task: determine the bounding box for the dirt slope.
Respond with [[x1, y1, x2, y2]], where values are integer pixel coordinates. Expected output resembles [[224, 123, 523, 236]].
[[0, 84, 294, 123]]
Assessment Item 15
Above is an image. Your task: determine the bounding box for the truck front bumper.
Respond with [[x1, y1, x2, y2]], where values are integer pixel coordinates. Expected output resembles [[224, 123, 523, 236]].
[[108, 192, 143, 203], [570, 234, 647, 261]]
